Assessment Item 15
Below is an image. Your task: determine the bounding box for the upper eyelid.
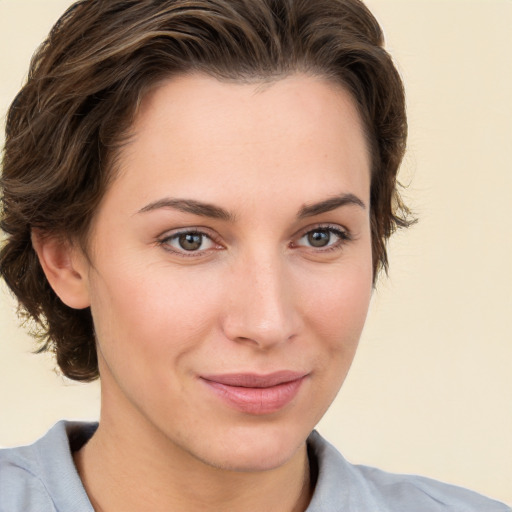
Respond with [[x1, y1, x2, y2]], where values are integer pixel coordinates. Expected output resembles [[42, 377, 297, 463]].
[[157, 228, 220, 250], [158, 226, 218, 241], [157, 223, 350, 239]]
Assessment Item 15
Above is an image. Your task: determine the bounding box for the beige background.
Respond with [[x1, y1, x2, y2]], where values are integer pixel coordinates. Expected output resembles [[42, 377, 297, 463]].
[[1, 0, 511, 505]]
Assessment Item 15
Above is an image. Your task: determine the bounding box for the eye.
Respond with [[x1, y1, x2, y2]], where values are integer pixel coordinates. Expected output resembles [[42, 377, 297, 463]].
[[160, 230, 218, 254], [295, 226, 350, 250], [305, 229, 332, 248]]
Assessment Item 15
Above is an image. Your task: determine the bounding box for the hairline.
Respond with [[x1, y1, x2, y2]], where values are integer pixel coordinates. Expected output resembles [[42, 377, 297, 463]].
[[76, 68, 377, 262]]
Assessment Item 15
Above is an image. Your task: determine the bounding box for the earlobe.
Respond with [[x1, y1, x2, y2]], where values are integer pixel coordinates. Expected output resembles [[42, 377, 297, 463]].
[[31, 230, 91, 309]]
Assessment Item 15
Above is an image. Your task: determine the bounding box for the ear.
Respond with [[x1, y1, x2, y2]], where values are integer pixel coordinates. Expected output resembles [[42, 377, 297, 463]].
[[31, 230, 91, 309]]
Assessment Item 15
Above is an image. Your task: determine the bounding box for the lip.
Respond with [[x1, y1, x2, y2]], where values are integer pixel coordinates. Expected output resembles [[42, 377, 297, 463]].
[[200, 371, 308, 415]]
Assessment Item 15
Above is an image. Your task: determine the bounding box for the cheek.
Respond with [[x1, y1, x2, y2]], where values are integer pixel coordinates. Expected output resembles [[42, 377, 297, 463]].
[[296, 259, 373, 346], [89, 261, 224, 372], [307, 260, 373, 396]]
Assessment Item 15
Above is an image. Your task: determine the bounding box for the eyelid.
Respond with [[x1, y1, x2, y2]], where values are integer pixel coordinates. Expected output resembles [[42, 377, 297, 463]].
[[295, 222, 351, 239]]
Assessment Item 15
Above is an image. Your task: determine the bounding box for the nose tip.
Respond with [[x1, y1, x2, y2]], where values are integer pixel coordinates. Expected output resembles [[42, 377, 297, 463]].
[[222, 260, 300, 349], [228, 316, 295, 349]]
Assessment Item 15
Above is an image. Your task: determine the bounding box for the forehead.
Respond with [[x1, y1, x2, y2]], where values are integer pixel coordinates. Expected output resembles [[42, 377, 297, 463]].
[[102, 73, 371, 217], [132, 73, 367, 153]]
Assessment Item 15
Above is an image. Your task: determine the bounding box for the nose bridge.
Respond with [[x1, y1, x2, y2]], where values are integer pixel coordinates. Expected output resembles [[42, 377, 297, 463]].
[[223, 246, 299, 348]]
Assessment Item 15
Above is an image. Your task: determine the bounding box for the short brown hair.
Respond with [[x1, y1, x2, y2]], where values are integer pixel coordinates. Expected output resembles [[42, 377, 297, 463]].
[[0, 0, 412, 381]]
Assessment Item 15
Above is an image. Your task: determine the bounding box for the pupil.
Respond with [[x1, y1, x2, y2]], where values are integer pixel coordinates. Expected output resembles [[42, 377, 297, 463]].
[[179, 233, 202, 251], [308, 230, 330, 247]]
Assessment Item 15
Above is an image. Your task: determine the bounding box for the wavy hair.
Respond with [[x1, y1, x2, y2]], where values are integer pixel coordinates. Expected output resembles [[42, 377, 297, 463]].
[[0, 0, 412, 381]]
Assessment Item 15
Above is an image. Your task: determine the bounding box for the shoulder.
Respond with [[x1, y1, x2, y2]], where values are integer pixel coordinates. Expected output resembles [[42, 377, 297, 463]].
[[0, 444, 55, 512], [353, 465, 511, 512], [0, 421, 97, 512], [306, 431, 511, 512]]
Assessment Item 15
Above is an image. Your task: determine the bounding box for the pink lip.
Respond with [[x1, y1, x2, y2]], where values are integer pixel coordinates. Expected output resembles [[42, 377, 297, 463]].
[[200, 371, 308, 415]]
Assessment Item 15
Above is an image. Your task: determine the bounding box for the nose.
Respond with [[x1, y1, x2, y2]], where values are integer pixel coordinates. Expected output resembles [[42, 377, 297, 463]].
[[221, 252, 302, 349]]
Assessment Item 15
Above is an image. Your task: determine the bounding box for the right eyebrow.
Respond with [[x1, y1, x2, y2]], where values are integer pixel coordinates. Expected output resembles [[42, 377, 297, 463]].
[[136, 197, 235, 222]]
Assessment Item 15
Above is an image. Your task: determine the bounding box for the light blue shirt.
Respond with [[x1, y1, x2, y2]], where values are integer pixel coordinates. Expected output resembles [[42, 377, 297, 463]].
[[1, 421, 510, 511]]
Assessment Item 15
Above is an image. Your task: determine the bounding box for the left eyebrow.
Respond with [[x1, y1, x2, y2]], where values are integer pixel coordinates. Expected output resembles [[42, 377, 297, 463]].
[[297, 193, 366, 219]]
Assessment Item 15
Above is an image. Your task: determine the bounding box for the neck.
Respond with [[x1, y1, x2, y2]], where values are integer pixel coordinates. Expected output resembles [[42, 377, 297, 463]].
[[74, 405, 312, 512]]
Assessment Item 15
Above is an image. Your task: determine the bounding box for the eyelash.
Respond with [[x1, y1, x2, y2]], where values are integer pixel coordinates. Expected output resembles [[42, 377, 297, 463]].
[[292, 224, 352, 253], [158, 229, 223, 257], [157, 224, 352, 257]]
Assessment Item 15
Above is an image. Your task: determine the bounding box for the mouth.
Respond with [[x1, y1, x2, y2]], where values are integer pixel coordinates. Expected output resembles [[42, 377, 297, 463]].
[[200, 371, 308, 415]]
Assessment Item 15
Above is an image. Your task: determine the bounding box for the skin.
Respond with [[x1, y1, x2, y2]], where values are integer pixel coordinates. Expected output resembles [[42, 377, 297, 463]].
[[36, 73, 373, 511]]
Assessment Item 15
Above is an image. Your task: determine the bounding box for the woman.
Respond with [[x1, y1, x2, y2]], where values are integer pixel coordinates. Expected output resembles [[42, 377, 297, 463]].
[[0, 0, 510, 510]]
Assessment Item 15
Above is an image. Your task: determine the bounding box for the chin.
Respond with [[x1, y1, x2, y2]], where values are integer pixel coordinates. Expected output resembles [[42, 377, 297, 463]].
[[202, 445, 305, 473], [188, 422, 310, 473]]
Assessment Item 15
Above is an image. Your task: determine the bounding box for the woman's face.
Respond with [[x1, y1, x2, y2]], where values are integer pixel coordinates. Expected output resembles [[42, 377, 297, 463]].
[[80, 73, 373, 471]]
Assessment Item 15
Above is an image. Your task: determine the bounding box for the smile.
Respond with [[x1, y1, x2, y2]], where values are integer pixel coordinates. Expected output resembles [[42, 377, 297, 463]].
[[200, 371, 308, 415]]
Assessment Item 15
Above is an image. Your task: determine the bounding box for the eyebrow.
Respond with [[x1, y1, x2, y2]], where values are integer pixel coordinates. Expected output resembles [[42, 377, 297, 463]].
[[137, 192, 366, 221], [137, 198, 234, 221], [297, 193, 366, 219]]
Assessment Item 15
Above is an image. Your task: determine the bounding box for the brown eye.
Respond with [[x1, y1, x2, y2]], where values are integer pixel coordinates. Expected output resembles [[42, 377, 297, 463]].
[[307, 229, 331, 247], [178, 233, 204, 251]]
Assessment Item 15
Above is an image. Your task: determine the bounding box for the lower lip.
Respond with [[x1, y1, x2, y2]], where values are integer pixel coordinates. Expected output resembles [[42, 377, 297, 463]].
[[201, 376, 306, 415]]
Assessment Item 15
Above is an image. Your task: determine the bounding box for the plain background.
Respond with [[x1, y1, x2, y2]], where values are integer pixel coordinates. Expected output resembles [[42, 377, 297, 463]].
[[0, 0, 511, 505]]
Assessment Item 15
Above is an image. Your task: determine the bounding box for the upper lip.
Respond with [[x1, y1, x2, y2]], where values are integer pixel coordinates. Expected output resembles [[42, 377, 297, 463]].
[[201, 371, 308, 388]]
